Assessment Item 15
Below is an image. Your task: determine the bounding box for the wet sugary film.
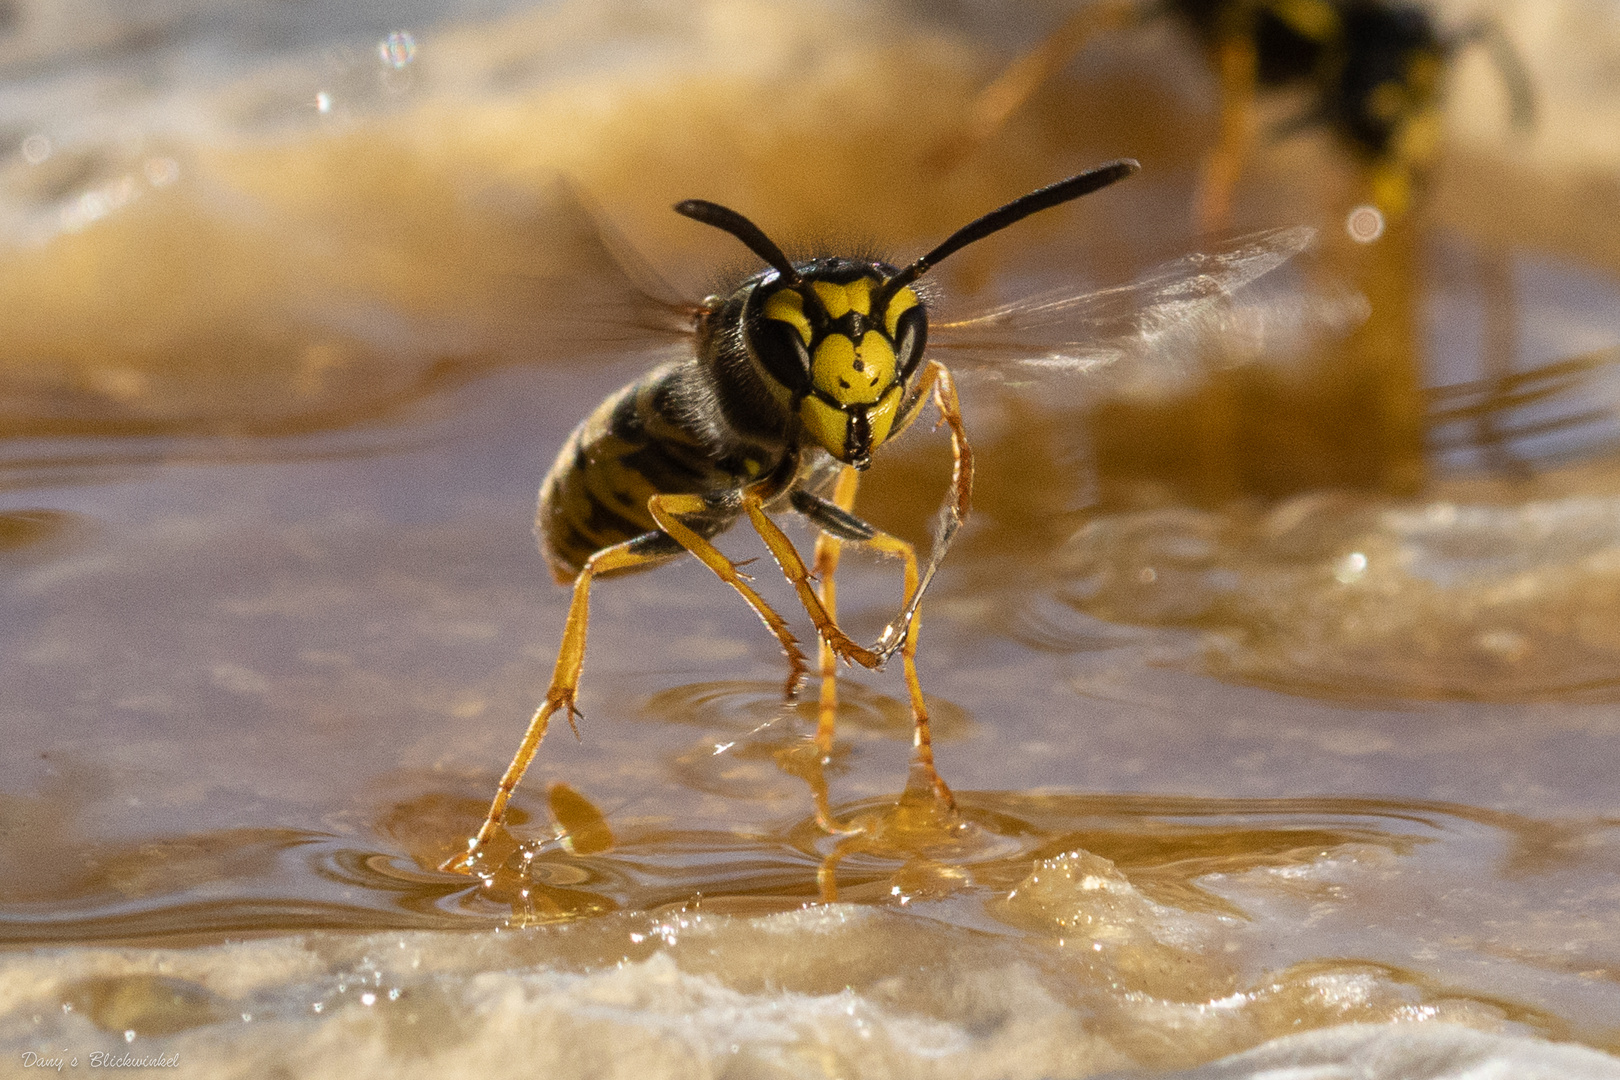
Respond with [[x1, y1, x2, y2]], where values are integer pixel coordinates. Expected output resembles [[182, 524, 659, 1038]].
[[5, 1, 1620, 1076]]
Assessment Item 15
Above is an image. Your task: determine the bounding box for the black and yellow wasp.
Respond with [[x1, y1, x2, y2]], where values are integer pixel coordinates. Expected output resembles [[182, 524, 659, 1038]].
[[959, 0, 1534, 222], [444, 162, 1314, 872]]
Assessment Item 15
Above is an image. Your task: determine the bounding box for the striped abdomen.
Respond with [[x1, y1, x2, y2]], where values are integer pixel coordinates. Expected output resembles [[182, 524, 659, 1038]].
[[536, 361, 767, 581]]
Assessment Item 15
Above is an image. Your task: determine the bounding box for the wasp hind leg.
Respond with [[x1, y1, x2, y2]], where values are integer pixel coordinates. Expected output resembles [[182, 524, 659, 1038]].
[[444, 530, 682, 874]]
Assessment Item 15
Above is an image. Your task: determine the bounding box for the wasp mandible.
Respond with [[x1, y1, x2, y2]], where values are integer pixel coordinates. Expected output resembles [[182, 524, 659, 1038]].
[[444, 160, 1142, 872]]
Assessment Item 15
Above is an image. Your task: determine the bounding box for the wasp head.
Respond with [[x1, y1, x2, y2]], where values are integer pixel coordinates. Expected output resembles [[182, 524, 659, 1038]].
[[746, 261, 926, 469], [673, 161, 1138, 465]]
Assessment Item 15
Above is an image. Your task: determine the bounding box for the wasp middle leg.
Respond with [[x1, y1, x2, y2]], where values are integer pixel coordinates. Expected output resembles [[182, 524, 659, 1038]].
[[645, 492, 812, 696], [763, 466, 864, 834], [810, 466, 862, 753]]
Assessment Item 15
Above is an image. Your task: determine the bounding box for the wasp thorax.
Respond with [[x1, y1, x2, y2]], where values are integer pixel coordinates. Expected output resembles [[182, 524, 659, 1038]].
[[749, 270, 924, 469]]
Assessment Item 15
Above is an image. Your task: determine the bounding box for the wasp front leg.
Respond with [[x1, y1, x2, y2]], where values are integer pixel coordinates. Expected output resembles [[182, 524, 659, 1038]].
[[739, 493, 881, 671], [870, 360, 973, 666]]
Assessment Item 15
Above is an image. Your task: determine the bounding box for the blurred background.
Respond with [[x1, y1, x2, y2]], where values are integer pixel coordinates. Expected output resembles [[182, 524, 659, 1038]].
[[4, 1, 1620, 1076]]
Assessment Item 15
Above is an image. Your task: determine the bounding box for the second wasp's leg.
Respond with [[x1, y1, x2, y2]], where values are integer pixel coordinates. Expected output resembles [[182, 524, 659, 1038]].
[[1194, 31, 1258, 234], [444, 531, 677, 874], [646, 493, 811, 697], [945, 0, 1143, 165]]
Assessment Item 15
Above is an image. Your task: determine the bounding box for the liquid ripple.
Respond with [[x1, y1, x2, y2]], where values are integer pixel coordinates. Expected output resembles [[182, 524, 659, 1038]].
[[1041, 491, 1620, 700]]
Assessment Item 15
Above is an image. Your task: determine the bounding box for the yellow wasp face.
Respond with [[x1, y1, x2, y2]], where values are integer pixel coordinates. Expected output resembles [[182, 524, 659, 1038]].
[[744, 260, 925, 469], [678, 162, 1138, 467]]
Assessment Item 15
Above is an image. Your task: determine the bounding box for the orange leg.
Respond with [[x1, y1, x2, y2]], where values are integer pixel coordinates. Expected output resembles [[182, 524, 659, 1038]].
[[645, 493, 812, 696], [945, 0, 1143, 165], [649, 492, 873, 834], [812, 466, 862, 753], [1194, 32, 1259, 234], [873, 361, 973, 665], [743, 495, 879, 671], [863, 529, 954, 809], [780, 466, 866, 835], [783, 473, 956, 813], [443, 534, 672, 873], [445, 490, 817, 875]]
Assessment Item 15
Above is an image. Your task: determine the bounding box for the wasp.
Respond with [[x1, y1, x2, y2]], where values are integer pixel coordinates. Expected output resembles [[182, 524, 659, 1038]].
[[444, 161, 1316, 873], [957, 0, 1534, 223]]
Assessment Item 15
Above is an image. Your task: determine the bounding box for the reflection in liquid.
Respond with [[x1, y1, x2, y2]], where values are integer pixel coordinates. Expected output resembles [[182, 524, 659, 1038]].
[[1040, 486, 1620, 699], [4, 0, 1620, 1070], [6, 785, 1605, 1061], [0, 508, 79, 552], [62, 973, 229, 1037]]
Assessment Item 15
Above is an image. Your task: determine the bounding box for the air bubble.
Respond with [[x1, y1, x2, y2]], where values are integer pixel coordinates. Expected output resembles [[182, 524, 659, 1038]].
[[379, 31, 416, 69], [21, 134, 50, 165], [1346, 205, 1385, 244]]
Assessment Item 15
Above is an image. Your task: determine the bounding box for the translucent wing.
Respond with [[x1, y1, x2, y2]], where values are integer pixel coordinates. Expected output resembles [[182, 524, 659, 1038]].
[[928, 226, 1360, 393], [871, 226, 1348, 656], [476, 181, 702, 365]]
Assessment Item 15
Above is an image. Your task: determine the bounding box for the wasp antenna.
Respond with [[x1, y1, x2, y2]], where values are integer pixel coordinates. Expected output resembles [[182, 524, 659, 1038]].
[[674, 199, 801, 284], [877, 159, 1140, 302]]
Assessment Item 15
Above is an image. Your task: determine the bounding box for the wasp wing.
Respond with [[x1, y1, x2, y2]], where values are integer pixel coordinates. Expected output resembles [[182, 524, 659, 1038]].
[[477, 181, 702, 364], [927, 226, 1355, 392], [870, 226, 1348, 655]]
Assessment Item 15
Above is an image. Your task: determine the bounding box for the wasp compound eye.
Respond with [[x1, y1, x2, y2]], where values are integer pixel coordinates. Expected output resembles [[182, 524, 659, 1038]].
[[892, 304, 928, 382], [751, 316, 813, 394]]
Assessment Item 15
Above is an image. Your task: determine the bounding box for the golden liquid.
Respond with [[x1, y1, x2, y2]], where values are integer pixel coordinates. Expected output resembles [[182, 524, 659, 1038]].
[[4, 1, 1620, 1074]]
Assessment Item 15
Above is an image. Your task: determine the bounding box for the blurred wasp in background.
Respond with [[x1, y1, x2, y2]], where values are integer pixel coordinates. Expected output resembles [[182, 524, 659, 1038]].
[[443, 162, 1315, 873], [955, 0, 1536, 226]]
